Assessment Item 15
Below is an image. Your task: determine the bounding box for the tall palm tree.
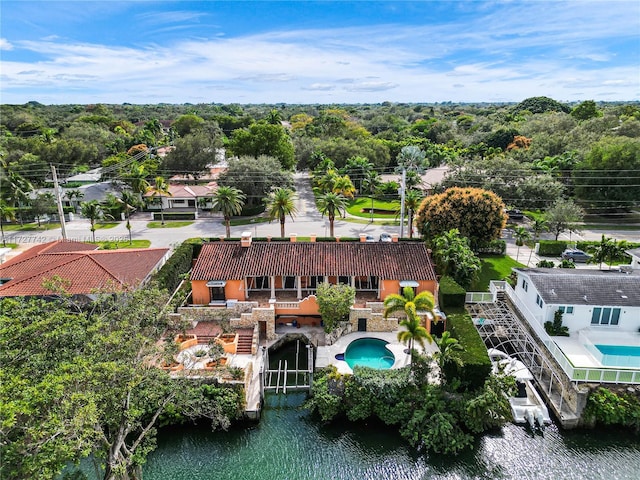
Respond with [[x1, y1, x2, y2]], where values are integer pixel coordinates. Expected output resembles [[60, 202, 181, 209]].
[[265, 187, 298, 238], [64, 189, 84, 212], [147, 176, 171, 225], [211, 186, 246, 238], [80, 200, 108, 243], [316, 192, 347, 237], [0, 200, 16, 247], [513, 226, 531, 263], [362, 170, 381, 223], [119, 190, 139, 245], [396, 315, 431, 366], [403, 190, 423, 239], [383, 286, 437, 325], [528, 218, 548, 266]]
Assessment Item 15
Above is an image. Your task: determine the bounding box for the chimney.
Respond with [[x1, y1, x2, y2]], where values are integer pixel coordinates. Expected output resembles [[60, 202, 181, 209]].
[[310, 234, 317, 242], [218, 235, 225, 242], [241, 231, 252, 248], [335, 235, 341, 243], [290, 233, 297, 243], [359, 234, 367, 243], [391, 233, 399, 243]]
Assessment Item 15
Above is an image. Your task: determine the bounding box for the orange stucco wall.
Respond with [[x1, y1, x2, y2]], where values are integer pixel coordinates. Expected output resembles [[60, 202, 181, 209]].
[[191, 279, 246, 305], [380, 279, 437, 300], [276, 295, 319, 316]]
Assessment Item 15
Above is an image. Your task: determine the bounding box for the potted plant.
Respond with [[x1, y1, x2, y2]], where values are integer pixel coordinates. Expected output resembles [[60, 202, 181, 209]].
[[204, 341, 226, 369], [160, 340, 183, 371]]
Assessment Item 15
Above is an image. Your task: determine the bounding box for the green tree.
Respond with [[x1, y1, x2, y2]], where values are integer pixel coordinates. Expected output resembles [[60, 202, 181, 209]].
[[415, 187, 506, 249], [545, 198, 584, 240], [341, 156, 375, 193], [147, 176, 171, 225], [162, 128, 222, 178], [513, 226, 531, 263], [217, 155, 293, 210], [403, 189, 423, 239], [316, 282, 356, 333], [316, 192, 347, 237], [123, 163, 151, 202], [172, 113, 205, 137], [512, 96, 570, 114], [228, 123, 295, 170], [119, 190, 139, 245], [30, 192, 56, 227], [80, 199, 110, 242], [574, 137, 640, 210], [211, 186, 246, 238], [0, 200, 16, 247], [265, 187, 298, 238], [433, 331, 464, 384], [571, 100, 601, 121], [432, 229, 481, 288]]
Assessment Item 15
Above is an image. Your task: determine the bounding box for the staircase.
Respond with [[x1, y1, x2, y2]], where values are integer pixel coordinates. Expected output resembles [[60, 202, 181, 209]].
[[236, 328, 254, 355]]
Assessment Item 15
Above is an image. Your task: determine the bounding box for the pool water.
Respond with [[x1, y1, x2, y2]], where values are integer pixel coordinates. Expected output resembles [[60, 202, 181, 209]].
[[344, 338, 395, 370], [595, 344, 640, 368]]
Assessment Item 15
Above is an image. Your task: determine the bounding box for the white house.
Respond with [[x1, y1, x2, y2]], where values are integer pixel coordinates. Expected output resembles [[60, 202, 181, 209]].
[[625, 248, 640, 271], [512, 268, 640, 335]]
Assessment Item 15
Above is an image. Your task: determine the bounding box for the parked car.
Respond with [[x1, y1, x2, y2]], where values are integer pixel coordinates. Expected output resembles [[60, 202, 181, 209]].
[[505, 208, 524, 221], [364, 234, 376, 243], [561, 249, 592, 263], [379, 233, 392, 242]]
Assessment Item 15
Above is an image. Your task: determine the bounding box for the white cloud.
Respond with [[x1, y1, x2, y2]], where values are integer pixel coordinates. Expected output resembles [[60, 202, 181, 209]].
[[0, 38, 13, 50]]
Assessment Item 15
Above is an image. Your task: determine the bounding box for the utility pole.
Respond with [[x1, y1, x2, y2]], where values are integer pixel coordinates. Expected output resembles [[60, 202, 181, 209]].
[[399, 168, 406, 238], [51, 165, 67, 240]]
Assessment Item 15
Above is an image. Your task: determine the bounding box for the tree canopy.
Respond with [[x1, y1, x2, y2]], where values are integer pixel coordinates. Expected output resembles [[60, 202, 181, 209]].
[[415, 187, 506, 248]]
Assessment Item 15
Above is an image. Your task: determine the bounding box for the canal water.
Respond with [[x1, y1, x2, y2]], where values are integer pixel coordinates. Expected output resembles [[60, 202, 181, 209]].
[[143, 392, 640, 480]]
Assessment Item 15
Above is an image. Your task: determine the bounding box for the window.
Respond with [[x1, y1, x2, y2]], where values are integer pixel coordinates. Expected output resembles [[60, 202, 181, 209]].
[[536, 294, 543, 308], [522, 279, 528, 292], [558, 306, 574, 314], [591, 307, 621, 325]]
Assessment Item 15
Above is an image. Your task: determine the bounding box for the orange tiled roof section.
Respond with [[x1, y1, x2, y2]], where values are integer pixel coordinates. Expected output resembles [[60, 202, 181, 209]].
[[191, 241, 436, 280], [0, 240, 168, 297]]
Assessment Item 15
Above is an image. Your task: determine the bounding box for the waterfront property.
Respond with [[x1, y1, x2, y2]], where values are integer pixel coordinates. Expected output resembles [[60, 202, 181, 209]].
[[187, 233, 439, 341]]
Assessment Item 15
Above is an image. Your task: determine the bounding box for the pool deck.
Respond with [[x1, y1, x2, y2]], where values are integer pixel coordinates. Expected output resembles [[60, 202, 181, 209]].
[[316, 331, 440, 374], [553, 329, 640, 369]]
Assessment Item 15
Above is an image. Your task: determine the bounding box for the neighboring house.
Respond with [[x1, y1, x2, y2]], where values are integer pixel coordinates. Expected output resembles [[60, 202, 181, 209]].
[[0, 240, 169, 301], [512, 268, 640, 334], [63, 167, 103, 185], [188, 233, 438, 340], [380, 166, 449, 194], [625, 248, 640, 271], [145, 184, 215, 210]]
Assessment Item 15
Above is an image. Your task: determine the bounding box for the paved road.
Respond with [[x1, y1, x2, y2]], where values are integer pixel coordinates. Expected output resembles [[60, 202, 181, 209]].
[[4, 172, 639, 254]]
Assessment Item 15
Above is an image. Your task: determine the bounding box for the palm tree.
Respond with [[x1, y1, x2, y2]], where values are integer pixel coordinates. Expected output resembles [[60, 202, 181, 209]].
[[211, 186, 246, 238], [513, 226, 531, 263], [80, 200, 108, 242], [0, 200, 16, 247], [362, 170, 381, 223], [316, 192, 347, 237], [332, 175, 356, 199], [124, 163, 151, 202], [64, 189, 84, 212], [403, 190, 423, 239], [396, 315, 431, 366], [119, 190, 139, 245], [384, 287, 436, 365], [528, 218, 548, 266], [433, 331, 464, 384], [147, 176, 171, 225], [265, 187, 298, 238]]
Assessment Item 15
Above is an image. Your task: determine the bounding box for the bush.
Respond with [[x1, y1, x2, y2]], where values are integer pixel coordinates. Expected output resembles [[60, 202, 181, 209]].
[[438, 276, 466, 309], [536, 260, 555, 268], [537, 240, 567, 256], [475, 239, 506, 255], [444, 313, 491, 390], [544, 310, 569, 336], [152, 239, 202, 293]]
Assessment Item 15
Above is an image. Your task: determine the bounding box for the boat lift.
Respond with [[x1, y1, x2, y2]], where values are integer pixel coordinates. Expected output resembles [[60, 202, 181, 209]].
[[261, 339, 314, 395]]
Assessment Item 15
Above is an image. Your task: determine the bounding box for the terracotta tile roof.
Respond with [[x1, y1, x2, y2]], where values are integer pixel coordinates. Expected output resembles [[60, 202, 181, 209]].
[[0, 241, 169, 297], [191, 241, 436, 281]]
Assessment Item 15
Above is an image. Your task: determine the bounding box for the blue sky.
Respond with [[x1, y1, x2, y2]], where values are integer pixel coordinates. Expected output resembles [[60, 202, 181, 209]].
[[1, 1, 638, 104]]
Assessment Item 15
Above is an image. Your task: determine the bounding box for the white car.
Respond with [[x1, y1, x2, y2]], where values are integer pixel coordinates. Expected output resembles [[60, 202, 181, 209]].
[[379, 233, 392, 242]]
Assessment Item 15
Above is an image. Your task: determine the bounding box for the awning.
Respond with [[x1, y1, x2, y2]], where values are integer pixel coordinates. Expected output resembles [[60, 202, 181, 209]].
[[206, 280, 227, 288], [399, 280, 419, 288]]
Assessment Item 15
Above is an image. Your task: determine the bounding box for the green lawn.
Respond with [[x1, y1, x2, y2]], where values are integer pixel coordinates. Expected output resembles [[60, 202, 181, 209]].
[[470, 255, 525, 292], [94, 222, 119, 230], [147, 221, 194, 228], [94, 240, 151, 249], [2, 222, 62, 231], [229, 216, 269, 226], [346, 197, 400, 219], [0, 243, 18, 249]]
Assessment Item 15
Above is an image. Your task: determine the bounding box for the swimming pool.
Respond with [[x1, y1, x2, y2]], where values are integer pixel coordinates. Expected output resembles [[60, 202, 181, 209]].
[[595, 344, 640, 368], [344, 338, 395, 370]]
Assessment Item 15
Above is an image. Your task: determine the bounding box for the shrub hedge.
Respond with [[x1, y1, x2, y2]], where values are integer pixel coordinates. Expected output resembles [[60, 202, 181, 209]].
[[444, 312, 491, 390], [152, 239, 203, 293], [438, 276, 466, 309], [475, 239, 506, 255], [152, 212, 196, 221], [537, 240, 568, 256]]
